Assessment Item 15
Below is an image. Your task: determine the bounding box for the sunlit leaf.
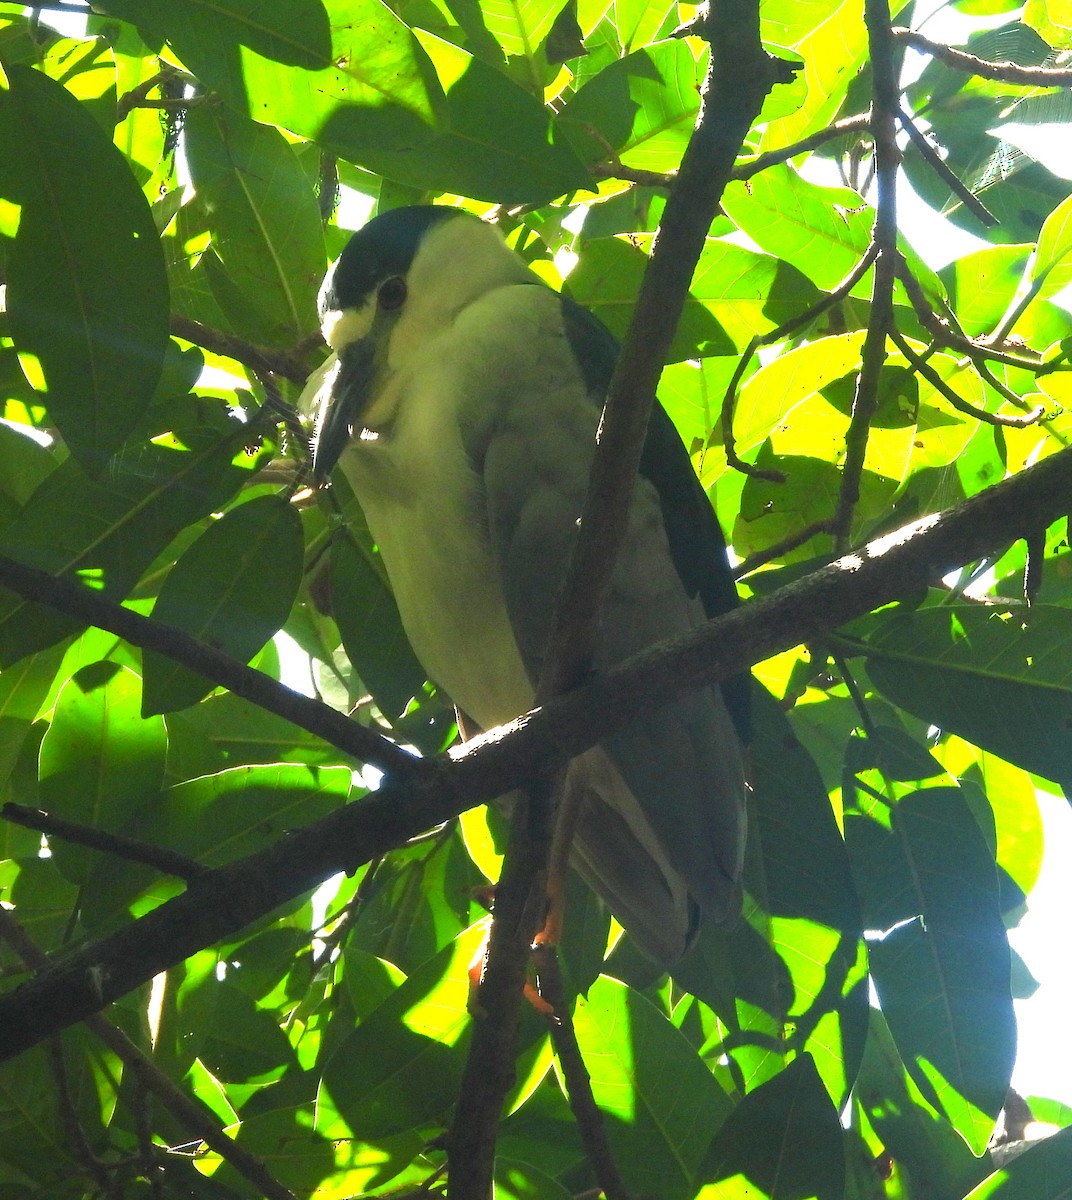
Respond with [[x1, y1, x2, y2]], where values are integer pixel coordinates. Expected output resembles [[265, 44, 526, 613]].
[[572, 974, 733, 1198]]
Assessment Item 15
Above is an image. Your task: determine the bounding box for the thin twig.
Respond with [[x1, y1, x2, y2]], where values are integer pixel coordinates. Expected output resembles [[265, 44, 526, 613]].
[[897, 264, 1046, 372], [0, 907, 297, 1200], [532, 945, 631, 1200], [834, 0, 901, 550], [733, 519, 836, 577], [721, 242, 880, 478], [47, 1036, 115, 1195], [169, 315, 319, 385], [591, 161, 675, 189], [896, 107, 997, 227], [732, 113, 873, 181], [894, 26, 1072, 86], [974, 358, 1045, 414], [2, 804, 208, 881], [890, 330, 1045, 427], [836, 653, 880, 739]]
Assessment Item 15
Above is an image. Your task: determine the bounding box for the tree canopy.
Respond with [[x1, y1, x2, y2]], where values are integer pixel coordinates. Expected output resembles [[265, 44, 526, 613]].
[[1, 0, 1072, 1196]]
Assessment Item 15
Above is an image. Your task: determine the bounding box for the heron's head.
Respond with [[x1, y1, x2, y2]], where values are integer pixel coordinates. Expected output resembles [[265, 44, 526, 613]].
[[307, 206, 530, 479]]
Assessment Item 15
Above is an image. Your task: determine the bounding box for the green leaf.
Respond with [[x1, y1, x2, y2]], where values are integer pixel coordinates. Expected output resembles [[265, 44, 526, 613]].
[[0, 424, 56, 520], [198, 980, 297, 1082], [964, 1125, 1072, 1199], [494, 1158, 574, 1199], [870, 918, 1012, 1153], [142, 494, 305, 715], [150, 763, 352, 867], [571, 974, 733, 1198], [329, 527, 429, 721], [701, 1053, 845, 1199], [318, 922, 485, 1139], [939, 243, 1034, 337], [37, 662, 167, 885], [479, 0, 560, 60], [853, 785, 1014, 1151], [163, 690, 338, 776], [183, 105, 325, 344], [96, 0, 333, 70], [1031, 186, 1072, 302], [349, 832, 481, 970], [722, 164, 944, 302], [860, 604, 1072, 786], [136, 0, 589, 204], [749, 688, 860, 932], [614, 0, 677, 52], [568, 235, 819, 362], [855, 1010, 991, 1200], [0, 65, 169, 467], [0, 431, 261, 666], [735, 451, 895, 562], [556, 40, 703, 173], [761, 0, 869, 149]]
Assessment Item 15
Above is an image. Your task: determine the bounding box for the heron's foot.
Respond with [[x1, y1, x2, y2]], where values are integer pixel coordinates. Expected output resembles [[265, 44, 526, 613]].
[[465, 888, 556, 1017]]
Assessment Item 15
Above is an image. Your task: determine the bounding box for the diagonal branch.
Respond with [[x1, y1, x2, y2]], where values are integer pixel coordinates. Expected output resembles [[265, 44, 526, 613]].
[[0, 558, 422, 780], [1, 440, 1070, 1062], [894, 27, 1072, 86]]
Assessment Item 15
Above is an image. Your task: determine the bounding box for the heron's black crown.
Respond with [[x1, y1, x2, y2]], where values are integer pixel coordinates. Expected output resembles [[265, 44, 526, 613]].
[[321, 205, 459, 316]]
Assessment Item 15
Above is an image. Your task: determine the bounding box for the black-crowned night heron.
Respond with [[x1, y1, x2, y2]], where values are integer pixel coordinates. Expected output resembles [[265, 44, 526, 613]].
[[304, 205, 749, 967]]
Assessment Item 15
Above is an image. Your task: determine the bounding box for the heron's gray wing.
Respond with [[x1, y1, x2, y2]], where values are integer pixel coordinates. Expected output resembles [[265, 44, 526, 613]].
[[467, 287, 747, 964]]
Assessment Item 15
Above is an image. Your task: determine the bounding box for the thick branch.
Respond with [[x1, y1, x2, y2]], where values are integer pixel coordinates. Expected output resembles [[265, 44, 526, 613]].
[[1, 442, 1070, 1060]]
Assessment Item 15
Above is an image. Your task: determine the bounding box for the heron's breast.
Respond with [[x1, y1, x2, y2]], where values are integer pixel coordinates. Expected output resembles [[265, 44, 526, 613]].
[[338, 402, 534, 733]]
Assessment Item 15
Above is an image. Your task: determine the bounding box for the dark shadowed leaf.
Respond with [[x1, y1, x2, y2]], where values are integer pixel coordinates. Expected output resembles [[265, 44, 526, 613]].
[[183, 105, 325, 344], [0, 433, 262, 666], [142, 494, 305, 714], [860, 604, 1072, 786], [0, 66, 169, 468], [703, 1053, 845, 1199], [96, 0, 333, 69]]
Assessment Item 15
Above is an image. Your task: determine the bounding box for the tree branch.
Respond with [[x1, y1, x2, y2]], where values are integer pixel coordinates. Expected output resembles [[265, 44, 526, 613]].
[[897, 106, 997, 227], [169, 315, 320, 386], [0, 907, 297, 1200], [0, 557, 422, 780], [1, 441, 1071, 1061], [894, 27, 1072, 87], [732, 113, 872, 181], [890, 331, 1045, 427], [2, 804, 208, 881], [834, 0, 901, 550], [533, 945, 631, 1200]]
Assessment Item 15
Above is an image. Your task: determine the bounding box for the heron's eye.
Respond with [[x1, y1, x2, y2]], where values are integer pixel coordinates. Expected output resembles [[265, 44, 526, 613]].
[[378, 276, 407, 310]]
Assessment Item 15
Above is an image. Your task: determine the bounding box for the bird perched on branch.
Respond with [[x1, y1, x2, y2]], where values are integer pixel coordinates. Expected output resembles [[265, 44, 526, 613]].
[[304, 205, 749, 967]]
